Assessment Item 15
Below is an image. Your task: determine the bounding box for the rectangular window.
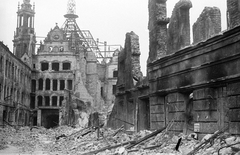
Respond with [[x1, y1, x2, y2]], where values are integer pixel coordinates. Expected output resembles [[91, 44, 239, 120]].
[[45, 96, 50, 106], [53, 79, 58, 91], [52, 96, 57, 106], [31, 80, 36, 92], [38, 96, 42, 107], [67, 80, 72, 90], [30, 95, 35, 109], [59, 96, 64, 106], [113, 71, 118, 78], [60, 80, 65, 90], [41, 62, 49, 71], [112, 85, 116, 95], [63, 62, 71, 70], [52, 63, 59, 71]]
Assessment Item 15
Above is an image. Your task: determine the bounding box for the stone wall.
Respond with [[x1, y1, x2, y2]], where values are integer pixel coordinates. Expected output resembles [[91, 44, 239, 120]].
[[148, 0, 169, 62], [0, 41, 32, 127], [148, 26, 240, 136], [167, 0, 192, 54], [227, 0, 240, 29], [193, 7, 221, 44], [107, 32, 142, 130]]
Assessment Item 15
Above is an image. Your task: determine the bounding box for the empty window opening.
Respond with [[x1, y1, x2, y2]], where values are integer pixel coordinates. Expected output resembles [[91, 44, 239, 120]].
[[59, 96, 64, 106], [38, 78, 43, 90], [63, 62, 71, 70], [67, 80, 73, 90], [30, 95, 35, 109], [38, 96, 43, 107], [41, 62, 49, 71], [45, 96, 50, 106], [101, 87, 104, 97], [53, 79, 58, 91], [52, 62, 59, 71], [52, 96, 57, 106], [60, 80, 65, 90], [46, 78, 50, 90], [31, 80, 36, 92], [113, 70, 118, 78], [112, 85, 116, 95], [33, 64, 36, 69]]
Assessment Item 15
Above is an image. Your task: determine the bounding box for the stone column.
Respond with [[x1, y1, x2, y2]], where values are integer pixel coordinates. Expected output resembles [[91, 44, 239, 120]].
[[65, 80, 67, 90], [35, 96, 38, 108], [50, 79, 52, 91], [37, 109, 41, 126], [57, 96, 60, 106], [57, 80, 60, 91], [50, 96, 52, 106], [43, 79, 46, 90]]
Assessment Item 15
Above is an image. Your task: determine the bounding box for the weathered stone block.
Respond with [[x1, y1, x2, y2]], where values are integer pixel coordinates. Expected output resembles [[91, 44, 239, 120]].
[[150, 113, 165, 121], [227, 82, 240, 95], [229, 109, 240, 121], [167, 93, 185, 102], [193, 111, 218, 122], [193, 7, 221, 44], [167, 0, 192, 54], [150, 121, 165, 130], [229, 122, 240, 134], [150, 104, 165, 113], [228, 96, 237, 108], [193, 88, 214, 100], [167, 101, 185, 112], [193, 99, 217, 111], [227, 0, 240, 29]]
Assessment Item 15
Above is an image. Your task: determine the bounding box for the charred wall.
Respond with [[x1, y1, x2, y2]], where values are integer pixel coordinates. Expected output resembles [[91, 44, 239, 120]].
[[148, 0, 169, 62], [108, 32, 143, 130], [148, 26, 240, 137], [0, 41, 31, 127], [193, 7, 221, 44], [167, 0, 192, 54], [227, 0, 240, 29]]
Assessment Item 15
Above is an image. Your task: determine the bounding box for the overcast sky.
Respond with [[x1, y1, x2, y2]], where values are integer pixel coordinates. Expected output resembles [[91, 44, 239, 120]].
[[0, 0, 227, 75]]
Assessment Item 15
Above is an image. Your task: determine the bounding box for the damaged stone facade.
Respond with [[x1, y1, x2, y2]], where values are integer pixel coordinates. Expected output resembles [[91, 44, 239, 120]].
[[193, 7, 221, 44], [0, 41, 32, 127], [0, 0, 119, 129], [167, 0, 192, 54], [227, 0, 240, 29], [107, 32, 144, 131], [108, 0, 240, 138], [148, 0, 169, 62]]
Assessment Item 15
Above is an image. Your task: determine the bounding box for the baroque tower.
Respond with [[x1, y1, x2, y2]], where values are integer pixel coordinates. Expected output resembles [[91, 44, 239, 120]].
[[13, 0, 36, 67]]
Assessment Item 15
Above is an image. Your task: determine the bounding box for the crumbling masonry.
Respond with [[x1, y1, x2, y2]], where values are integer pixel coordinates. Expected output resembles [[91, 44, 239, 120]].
[[108, 0, 240, 138]]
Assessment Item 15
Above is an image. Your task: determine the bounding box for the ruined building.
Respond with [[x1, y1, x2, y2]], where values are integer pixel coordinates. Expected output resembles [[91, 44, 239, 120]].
[[108, 0, 240, 138], [0, 0, 119, 128]]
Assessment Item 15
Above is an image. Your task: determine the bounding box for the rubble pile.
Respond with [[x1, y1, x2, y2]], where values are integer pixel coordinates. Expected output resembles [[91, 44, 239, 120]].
[[1, 125, 240, 155]]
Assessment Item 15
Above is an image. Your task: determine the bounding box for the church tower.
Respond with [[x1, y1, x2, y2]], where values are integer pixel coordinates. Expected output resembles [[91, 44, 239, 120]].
[[13, 0, 36, 67]]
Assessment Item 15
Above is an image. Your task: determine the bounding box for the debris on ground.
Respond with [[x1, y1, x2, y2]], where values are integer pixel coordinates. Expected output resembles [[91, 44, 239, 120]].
[[0, 125, 240, 155]]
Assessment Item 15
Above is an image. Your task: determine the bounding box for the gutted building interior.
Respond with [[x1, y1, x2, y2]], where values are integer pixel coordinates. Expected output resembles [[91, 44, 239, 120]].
[[108, 0, 240, 139]]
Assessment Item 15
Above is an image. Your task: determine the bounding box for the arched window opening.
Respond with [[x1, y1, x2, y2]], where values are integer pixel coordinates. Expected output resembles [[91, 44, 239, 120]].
[[46, 78, 50, 90]]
